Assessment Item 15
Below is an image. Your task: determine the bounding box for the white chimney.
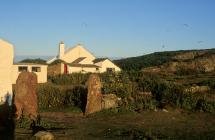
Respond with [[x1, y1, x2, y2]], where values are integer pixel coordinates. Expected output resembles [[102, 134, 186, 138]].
[[59, 41, 65, 59]]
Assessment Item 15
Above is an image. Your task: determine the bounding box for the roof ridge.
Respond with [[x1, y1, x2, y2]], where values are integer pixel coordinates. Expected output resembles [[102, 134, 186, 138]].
[[64, 44, 83, 54]]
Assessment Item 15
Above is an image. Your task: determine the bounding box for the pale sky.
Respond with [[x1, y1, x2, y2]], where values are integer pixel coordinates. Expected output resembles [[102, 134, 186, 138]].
[[0, 0, 215, 58]]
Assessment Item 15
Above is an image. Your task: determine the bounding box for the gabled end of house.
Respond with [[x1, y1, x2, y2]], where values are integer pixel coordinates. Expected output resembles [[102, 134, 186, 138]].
[[47, 41, 121, 75]]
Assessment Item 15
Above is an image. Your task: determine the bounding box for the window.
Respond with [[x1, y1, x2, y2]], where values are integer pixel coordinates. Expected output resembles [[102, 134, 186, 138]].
[[32, 67, 41, 72], [96, 67, 99, 71], [106, 68, 115, 73], [18, 66, 28, 72]]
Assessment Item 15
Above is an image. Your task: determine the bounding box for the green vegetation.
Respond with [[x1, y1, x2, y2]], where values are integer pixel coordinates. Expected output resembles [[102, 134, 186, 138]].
[[48, 73, 89, 85], [19, 58, 47, 64], [114, 51, 180, 71], [37, 71, 215, 113], [114, 48, 215, 71], [17, 49, 215, 139], [38, 83, 87, 111]]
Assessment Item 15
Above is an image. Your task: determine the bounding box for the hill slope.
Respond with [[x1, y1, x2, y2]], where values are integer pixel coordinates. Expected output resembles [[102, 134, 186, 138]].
[[114, 49, 215, 71]]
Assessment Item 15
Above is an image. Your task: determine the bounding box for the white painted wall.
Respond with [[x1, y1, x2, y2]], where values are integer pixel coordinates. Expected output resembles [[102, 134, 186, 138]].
[[68, 66, 99, 73], [95, 59, 121, 73], [61, 45, 95, 64], [0, 39, 14, 104], [59, 42, 65, 59], [47, 42, 121, 74], [12, 64, 47, 84]]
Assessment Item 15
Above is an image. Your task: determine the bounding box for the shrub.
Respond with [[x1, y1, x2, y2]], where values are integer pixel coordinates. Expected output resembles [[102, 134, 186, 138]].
[[101, 72, 133, 98], [64, 86, 87, 111], [48, 73, 89, 85], [196, 99, 215, 113], [132, 94, 157, 110], [180, 93, 199, 110], [37, 83, 87, 111], [37, 84, 65, 109], [40, 72, 215, 113], [199, 79, 215, 90]]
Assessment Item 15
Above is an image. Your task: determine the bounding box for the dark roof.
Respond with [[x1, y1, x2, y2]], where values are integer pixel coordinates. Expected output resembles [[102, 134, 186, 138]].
[[48, 59, 67, 65], [93, 58, 108, 63], [68, 63, 100, 68], [71, 57, 86, 64]]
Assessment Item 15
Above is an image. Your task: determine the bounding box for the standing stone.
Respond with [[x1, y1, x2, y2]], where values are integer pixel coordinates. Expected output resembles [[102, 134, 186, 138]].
[[85, 74, 102, 115], [15, 72, 38, 120]]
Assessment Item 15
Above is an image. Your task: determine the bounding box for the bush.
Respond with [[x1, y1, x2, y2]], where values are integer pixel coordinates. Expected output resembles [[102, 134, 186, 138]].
[[64, 86, 87, 111], [37, 83, 87, 111], [196, 99, 215, 113], [199, 79, 215, 90], [132, 94, 157, 110], [101, 72, 133, 98], [178, 92, 215, 112], [48, 73, 89, 85], [40, 72, 215, 113], [37, 84, 65, 109], [180, 93, 199, 110]]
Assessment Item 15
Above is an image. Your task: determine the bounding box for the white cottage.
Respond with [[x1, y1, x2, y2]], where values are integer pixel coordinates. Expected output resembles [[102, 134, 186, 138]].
[[0, 39, 47, 104], [47, 42, 121, 75], [12, 63, 47, 84], [0, 39, 14, 103]]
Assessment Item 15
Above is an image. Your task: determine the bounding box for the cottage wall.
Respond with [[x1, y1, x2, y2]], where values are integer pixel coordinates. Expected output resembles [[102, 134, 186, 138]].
[[12, 64, 47, 84], [96, 59, 121, 73], [68, 66, 99, 73], [61, 45, 95, 64], [0, 39, 14, 103]]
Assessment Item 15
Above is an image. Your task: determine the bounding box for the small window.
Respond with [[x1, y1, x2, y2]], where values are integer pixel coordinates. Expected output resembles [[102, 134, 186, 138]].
[[96, 67, 99, 71], [18, 66, 28, 72], [32, 67, 41, 72], [106, 68, 115, 73]]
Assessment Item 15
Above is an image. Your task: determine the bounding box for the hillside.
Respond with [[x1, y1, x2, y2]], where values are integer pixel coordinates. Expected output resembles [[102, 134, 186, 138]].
[[114, 48, 215, 72]]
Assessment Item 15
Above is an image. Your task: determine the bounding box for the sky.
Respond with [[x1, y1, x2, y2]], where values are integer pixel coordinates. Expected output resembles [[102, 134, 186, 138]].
[[0, 0, 215, 58]]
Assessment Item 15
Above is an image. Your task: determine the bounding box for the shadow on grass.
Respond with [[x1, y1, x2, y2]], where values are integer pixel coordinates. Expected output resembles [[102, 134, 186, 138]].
[[0, 93, 15, 140], [65, 86, 87, 113]]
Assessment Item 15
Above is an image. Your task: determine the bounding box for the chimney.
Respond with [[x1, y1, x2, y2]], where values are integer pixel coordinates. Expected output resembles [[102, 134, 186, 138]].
[[59, 41, 65, 59]]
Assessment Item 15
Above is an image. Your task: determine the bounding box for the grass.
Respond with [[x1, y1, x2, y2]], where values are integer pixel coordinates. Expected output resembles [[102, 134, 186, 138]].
[[12, 100, 215, 140], [84, 110, 215, 140], [14, 109, 215, 140], [39, 106, 82, 113]]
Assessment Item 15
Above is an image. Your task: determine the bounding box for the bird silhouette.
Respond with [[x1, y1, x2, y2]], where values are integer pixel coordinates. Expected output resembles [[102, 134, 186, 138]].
[[197, 41, 204, 44], [184, 24, 189, 27]]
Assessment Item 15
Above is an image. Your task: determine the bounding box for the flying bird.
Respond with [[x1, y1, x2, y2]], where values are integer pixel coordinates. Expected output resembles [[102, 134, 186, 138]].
[[183, 24, 190, 27], [81, 22, 87, 28], [197, 41, 204, 44]]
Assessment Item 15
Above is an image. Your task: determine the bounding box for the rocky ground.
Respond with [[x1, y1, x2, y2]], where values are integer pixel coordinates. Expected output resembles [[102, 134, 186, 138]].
[[13, 110, 215, 140]]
